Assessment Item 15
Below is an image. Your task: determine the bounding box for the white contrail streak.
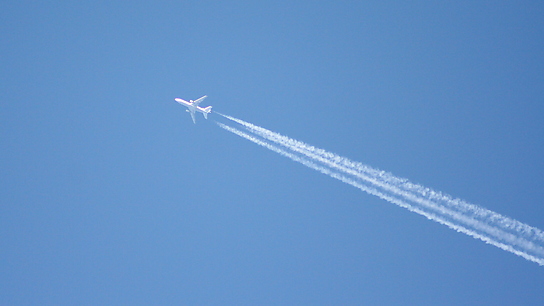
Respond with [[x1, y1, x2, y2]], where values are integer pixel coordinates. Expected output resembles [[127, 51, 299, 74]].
[[215, 114, 544, 266], [218, 115, 544, 245]]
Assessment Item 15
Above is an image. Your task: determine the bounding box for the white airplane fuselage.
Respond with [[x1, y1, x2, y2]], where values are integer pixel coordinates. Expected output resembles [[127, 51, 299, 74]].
[[175, 95, 212, 124]]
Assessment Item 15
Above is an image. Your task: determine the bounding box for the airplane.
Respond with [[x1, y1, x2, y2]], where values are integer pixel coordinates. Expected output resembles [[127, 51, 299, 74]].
[[175, 95, 212, 124]]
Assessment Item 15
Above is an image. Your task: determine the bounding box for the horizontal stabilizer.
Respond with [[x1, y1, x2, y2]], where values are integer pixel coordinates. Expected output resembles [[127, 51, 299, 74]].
[[202, 106, 212, 119]]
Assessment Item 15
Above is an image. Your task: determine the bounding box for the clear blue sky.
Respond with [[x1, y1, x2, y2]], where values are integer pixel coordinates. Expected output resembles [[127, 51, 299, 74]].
[[2, 1, 544, 305]]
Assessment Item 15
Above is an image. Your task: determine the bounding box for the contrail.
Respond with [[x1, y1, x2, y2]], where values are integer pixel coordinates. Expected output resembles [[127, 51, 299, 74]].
[[215, 113, 544, 266], [219, 114, 544, 244]]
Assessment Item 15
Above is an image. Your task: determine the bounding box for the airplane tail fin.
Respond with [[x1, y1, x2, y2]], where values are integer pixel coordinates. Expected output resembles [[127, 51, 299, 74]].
[[202, 106, 212, 119]]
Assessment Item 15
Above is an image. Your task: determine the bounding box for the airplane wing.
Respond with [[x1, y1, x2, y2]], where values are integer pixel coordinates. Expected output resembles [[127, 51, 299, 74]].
[[192, 95, 207, 107], [190, 111, 196, 124]]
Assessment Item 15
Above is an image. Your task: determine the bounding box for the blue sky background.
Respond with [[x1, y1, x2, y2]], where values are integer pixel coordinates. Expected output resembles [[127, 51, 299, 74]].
[[2, 1, 544, 304]]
